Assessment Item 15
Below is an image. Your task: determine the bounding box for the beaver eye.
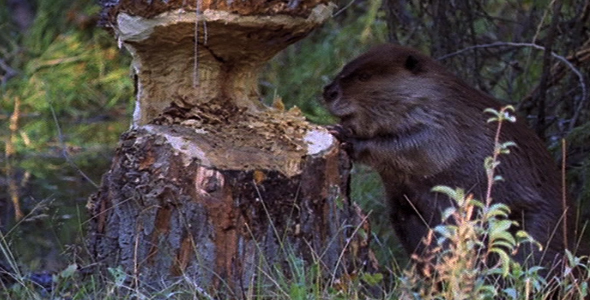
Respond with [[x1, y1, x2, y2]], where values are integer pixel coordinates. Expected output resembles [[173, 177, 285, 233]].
[[357, 72, 371, 82]]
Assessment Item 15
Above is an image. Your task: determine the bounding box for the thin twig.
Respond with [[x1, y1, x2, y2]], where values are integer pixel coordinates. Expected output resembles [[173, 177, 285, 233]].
[[48, 101, 99, 188], [330, 211, 371, 285], [333, 0, 356, 17], [535, 0, 563, 137], [437, 42, 588, 115], [7, 97, 24, 220], [484, 108, 507, 207], [561, 138, 568, 251], [0, 59, 19, 86], [192, 0, 202, 88], [532, 0, 557, 44]]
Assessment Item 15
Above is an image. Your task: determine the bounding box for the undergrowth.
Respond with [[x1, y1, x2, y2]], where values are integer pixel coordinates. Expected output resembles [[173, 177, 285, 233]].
[[396, 107, 589, 300], [1, 106, 588, 300]]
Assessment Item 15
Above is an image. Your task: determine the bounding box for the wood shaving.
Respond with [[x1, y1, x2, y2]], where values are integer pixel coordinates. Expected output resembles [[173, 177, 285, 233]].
[[151, 97, 312, 157]]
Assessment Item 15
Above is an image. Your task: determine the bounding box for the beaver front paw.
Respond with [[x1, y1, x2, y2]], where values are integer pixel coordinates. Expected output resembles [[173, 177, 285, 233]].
[[326, 124, 356, 157]]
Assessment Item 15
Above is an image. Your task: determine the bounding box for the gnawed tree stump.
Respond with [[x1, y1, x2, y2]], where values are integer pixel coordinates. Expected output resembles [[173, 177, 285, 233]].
[[87, 0, 377, 296]]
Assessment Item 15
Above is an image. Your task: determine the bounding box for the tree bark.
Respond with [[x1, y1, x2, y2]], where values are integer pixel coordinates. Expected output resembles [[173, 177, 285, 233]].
[[87, 0, 376, 296]]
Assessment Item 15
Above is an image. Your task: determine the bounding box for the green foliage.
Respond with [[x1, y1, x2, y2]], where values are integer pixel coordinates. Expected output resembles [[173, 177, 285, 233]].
[[0, 2, 131, 298], [1, 0, 132, 154], [261, 0, 388, 124], [405, 186, 531, 299], [394, 108, 590, 299]]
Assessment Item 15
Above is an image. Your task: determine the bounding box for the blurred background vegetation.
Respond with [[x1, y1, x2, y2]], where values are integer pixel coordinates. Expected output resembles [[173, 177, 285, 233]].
[[0, 0, 589, 295]]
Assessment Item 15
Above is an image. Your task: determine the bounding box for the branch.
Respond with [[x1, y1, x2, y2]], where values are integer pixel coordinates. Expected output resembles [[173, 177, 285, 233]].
[[534, 0, 562, 138], [437, 42, 588, 125], [0, 59, 19, 86]]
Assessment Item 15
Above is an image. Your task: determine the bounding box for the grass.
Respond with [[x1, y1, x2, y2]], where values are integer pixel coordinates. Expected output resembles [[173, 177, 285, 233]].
[[1, 192, 587, 299], [1, 117, 588, 299]]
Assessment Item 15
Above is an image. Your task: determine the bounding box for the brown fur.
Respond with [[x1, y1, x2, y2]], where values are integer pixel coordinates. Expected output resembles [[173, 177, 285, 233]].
[[323, 44, 584, 273]]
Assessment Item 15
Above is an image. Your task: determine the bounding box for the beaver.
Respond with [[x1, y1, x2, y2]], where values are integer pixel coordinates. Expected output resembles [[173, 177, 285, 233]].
[[323, 43, 583, 274]]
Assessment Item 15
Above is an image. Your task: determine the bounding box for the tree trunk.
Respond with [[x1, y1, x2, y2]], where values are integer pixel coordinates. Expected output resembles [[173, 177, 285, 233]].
[[87, 0, 376, 296]]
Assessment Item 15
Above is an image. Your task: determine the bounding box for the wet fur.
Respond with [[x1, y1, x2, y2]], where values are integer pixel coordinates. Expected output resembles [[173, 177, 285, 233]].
[[323, 44, 583, 272]]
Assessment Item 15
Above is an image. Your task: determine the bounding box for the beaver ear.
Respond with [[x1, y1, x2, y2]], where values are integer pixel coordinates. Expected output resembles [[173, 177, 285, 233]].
[[404, 55, 422, 74]]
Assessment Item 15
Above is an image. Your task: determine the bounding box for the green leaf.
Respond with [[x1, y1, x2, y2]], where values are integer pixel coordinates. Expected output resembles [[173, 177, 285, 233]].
[[484, 108, 500, 123], [485, 203, 511, 218], [108, 266, 128, 287], [501, 141, 517, 148], [503, 287, 517, 299], [503, 105, 516, 112], [503, 113, 516, 123], [432, 185, 458, 199], [484, 108, 500, 115], [490, 240, 516, 250], [59, 263, 78, 279], [434, 224, 456, 239], [361, 272, 384, 286], [490, 219, 513, 233], [489, 248, 512, 276], [441, 207, 457, 221], [484, 156, 496, 170]]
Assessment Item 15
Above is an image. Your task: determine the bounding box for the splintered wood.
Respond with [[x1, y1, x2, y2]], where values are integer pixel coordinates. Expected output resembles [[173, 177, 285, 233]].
[[151, 98, 314, 176]]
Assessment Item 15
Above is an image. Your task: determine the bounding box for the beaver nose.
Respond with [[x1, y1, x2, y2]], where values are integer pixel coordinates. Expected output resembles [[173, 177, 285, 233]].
[[323, 83, 341, 103]]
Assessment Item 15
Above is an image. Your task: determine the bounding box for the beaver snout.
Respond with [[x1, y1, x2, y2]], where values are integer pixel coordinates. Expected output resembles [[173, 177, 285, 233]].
[[323, 82, 341, 103]]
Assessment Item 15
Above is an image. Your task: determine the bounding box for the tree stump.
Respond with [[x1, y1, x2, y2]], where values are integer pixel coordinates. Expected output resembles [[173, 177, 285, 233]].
[[87, 0, 376, 296]]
